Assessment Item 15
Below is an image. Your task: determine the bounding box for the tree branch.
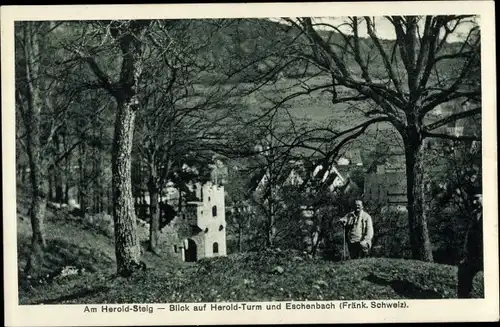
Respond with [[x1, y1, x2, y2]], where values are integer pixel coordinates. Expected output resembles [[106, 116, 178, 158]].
[[352, 18, 370, 82], [364, 16, 404, 97], [423, 131, 480, 141], [301, 18, 351, 78], [387, 16, 412, 73], [420, 51, 480, 116], [424, 106, 481, 131], [66, 45, 114, 92], [417, 16, 440, 92], [245, 83, 335, 125]]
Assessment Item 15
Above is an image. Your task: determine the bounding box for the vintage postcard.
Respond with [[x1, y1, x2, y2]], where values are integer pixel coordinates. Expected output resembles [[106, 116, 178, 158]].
[[2, 1, 498, 325]]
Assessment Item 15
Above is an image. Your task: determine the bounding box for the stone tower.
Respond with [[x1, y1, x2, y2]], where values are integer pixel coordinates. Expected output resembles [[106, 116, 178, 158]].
[[179, 181, 227, 262]]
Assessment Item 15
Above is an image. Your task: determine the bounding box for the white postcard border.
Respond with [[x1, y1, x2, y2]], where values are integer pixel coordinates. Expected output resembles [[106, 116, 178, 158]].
[[2, 2, 498, 325]]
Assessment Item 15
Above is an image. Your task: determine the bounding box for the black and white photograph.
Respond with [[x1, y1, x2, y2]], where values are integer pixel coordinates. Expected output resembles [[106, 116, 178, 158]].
[[2, 2, 498, 325]]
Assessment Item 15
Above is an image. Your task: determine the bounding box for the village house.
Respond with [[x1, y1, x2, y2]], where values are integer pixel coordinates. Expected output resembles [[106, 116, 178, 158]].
[[251, 156, 360, 217], [251, 158, 348, 196], [248, 156, 360, 253], [363, 152, 407, 212], [424, 101, 480, 149], [363, 101, 480, 212], [336, 149, 363, 181]]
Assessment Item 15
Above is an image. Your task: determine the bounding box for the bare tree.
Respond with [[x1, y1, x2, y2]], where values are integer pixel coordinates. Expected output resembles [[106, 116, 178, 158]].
[[16, 21, 81, 273], [132, 20, 245, 253], [63, 20, 154, 275], [16, 22, 48, 273]]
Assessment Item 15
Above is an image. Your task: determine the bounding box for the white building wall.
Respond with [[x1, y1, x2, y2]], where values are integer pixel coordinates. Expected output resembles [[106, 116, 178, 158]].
[[194, 182, 227, 258]]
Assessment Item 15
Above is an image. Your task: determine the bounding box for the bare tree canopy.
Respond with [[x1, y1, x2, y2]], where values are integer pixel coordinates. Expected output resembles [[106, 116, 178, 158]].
[[256, 15, 482, 261]]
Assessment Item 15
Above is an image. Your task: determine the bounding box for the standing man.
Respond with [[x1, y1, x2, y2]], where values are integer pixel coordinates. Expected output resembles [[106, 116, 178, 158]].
[[457, 192, 483, 298], [339, 200, 374, 259]]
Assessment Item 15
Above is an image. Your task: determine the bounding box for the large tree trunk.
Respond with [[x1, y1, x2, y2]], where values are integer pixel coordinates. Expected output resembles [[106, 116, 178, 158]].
[[238, 225, 243, 252], [404, 127, 434, 262], [178, 190, 183, 213], [266, 166, 277, 248], [107, 187, 113, 215], [54, 168, 64, 203], [266, 199, 276, 248], [54, 134, 64, 203], [48, 168, 54, 202], [78, 141, 88, 218], [112, 98, 142, 276], [26, 144, 48, 273], [96, 158, 103, 213], [310, 217, 321, 257], [21, 164, 27, 184], [96, 135, 105, 213], [106, 21, 149, 276], [26, 172, 48, 274], [63, 135, 71, 204], [148, 163, 160, 254], [22, 21, 47, 274], [92, 146, 100, 213]]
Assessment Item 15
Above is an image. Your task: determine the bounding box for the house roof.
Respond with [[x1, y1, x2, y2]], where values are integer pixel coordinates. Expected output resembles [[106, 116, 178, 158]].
[[425, 102, 480, 138], [338, 148, 363, 166], [336, 164, 362, 179], [250, 158, 345, 194]]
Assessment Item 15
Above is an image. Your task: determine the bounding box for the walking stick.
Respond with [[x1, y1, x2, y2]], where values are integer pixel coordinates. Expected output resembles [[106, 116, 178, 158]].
[[342, 224, 346, 261]]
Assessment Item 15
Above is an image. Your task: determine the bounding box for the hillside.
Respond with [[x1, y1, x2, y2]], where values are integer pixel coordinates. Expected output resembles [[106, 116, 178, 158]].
[[192, 18, 465, 83], [15, 18, 463, 177], [17, 205, 483, 305]]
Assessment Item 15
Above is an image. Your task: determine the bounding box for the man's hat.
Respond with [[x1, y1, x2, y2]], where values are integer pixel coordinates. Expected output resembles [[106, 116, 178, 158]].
[[212, 153, 226, 162]]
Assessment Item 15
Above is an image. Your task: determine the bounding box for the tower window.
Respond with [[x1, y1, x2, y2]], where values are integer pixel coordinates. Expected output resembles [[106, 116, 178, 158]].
[[208, 196, 211, 202], [219, 224, 224, 231], [213, 242, 219, 254], [212, 205, 217, 217]]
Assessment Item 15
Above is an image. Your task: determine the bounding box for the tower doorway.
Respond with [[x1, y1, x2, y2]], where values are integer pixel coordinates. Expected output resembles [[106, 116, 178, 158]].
[[184, 238, 197, 262]]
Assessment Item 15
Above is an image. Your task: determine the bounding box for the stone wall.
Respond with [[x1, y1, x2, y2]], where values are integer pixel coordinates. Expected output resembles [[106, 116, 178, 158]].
[[136, 216, 183, 255]]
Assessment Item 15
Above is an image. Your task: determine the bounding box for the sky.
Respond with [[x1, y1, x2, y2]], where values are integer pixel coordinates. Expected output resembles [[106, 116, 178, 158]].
[[271, 16, 479, 42]]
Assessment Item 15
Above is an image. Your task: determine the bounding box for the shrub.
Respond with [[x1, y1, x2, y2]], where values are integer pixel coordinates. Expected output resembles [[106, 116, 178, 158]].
[[371, 209, 412, 259], [82, 213, 114, 237]]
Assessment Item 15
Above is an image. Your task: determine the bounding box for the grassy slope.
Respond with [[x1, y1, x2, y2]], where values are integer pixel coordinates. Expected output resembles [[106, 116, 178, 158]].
[[17, 207, 483, 305]]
